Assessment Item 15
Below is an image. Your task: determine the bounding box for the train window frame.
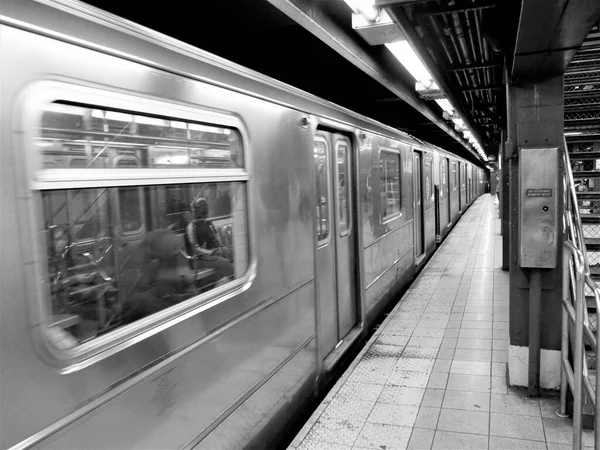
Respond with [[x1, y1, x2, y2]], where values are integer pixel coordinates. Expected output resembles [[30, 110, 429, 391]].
[[379, 147, 403, 223], [114, 155, 145, 236], [334, 138, 352, 237], [19, 81, 255, 370], [440, 159, 446, 199], [313, 135, 331, 247], [452, 161, 458, 192]]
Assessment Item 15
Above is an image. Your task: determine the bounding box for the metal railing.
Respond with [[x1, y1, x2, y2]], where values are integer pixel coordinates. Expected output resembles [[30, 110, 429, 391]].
[[560, 145, 600, 449]]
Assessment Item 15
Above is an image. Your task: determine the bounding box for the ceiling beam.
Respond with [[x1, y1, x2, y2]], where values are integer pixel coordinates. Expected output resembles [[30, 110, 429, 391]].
[[460, 85, 502, 92], [415, 0, 496, 17], [375, 0, 434, 6], [511, 0, 600, 81], [449, 62, 502, 72]]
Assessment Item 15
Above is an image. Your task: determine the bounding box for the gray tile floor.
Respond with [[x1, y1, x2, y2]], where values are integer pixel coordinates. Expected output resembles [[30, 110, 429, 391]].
[[288, 195, 594, 450]]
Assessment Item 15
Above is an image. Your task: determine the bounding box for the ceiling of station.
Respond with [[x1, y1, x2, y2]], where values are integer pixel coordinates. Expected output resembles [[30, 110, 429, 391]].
[[81, 0, 598, 164], [84, 0, 507, 164]]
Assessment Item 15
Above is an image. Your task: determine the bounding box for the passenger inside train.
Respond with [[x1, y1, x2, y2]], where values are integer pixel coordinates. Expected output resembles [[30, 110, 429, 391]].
[[122, 228, 196, 323], [184, 197, 234, 279]]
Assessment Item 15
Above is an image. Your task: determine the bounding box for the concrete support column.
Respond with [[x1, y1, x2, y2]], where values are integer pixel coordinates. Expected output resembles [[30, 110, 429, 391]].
[[505, 76, 565, 390]]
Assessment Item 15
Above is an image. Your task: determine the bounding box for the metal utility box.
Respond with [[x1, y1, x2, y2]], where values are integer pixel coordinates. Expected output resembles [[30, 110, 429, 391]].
[[518, 147, 559, 268]]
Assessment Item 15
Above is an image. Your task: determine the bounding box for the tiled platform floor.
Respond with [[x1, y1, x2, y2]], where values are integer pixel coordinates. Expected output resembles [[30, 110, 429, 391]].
[[288, 194, 594, 450]]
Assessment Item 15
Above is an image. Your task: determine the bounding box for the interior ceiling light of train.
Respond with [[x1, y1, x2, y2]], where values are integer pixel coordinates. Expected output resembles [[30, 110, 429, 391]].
[[344, 0, 516, 163]]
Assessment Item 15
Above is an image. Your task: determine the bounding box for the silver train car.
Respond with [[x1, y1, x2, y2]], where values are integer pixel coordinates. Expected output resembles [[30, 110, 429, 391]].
[[0, 1, 488, 449]]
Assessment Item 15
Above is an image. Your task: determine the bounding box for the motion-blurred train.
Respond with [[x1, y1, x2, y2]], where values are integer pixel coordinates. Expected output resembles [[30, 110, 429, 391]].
[[0, 1, 488, 448]]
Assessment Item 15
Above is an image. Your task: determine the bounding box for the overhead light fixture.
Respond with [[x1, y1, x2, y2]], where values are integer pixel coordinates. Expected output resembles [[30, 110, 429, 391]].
[[435, 99, 454, 115], [385, 41, 436, 89], [343, 0, 379, 22]]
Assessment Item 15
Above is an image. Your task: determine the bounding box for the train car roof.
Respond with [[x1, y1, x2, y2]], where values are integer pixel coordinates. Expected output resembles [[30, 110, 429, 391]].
[[1, 0, 480, 165]]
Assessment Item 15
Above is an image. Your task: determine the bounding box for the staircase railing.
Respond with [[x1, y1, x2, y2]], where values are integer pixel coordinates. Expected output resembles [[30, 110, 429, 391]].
[[559, 144, 600, 449]]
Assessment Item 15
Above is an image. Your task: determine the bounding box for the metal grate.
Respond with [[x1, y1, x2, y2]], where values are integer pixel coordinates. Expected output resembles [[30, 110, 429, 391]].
[[583, 224, 600, 239], [565, 71, 600, 81], [587, 251, 600, 266], [565, 111, 600, 122], [565, 96, 600, 107], [565, 83, 600, 94]]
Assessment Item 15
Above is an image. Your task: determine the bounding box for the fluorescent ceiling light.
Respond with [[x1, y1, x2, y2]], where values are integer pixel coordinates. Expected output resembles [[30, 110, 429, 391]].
[[170, 121, 187, 129], [343, 0, 379, 22], [189, 123, 223, 134], [105, 111, 133, 122], [385, 41, 435, 87], [135, 116, 166, 126], [435, 99, 454, 115]]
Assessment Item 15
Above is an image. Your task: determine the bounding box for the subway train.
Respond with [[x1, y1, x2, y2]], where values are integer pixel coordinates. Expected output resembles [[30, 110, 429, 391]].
[[0, 1, 488, 449]]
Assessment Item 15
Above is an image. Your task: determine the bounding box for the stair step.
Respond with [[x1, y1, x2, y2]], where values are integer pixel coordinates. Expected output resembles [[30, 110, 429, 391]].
[[581, 214, 600, 223], [573, 171, 600, 178], [586, 243, 600, 251], [586, 296, 598, 310], [590, 266, 600, 276], [569, 152, 600, 160], [577, 192, 600, 200]]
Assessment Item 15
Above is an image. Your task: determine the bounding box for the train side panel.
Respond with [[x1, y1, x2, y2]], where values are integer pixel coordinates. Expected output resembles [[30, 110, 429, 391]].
[[359, 135, 415, 322], [1, 26, 316, 449]]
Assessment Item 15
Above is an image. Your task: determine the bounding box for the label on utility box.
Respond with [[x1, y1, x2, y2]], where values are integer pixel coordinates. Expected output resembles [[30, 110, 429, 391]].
[[526, 189, 553, 197]]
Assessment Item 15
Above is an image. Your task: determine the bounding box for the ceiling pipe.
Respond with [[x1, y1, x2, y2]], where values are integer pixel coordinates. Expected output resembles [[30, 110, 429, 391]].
[[265, 0, 482, 160], [432, 4, 474, 105], [463, 10, 485, 91], [386, 5, 488, 157], [473, 8, 493, 105]]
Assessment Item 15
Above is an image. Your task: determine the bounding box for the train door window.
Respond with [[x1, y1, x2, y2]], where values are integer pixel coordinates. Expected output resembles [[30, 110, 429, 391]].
[[452, 162, 457, 191], [424, 156, 433, 204], [314, 140, 330, 244], [34, 99, 250, 354], [380, 149, 402, 220], [336, 141, 351, 234], [440, 159, 446, 198]]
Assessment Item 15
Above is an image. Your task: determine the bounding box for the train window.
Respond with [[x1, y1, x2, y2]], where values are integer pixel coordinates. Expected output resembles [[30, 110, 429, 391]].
[[35, 101, 249, 351], [452, 162, 457, 191], [39, 102, 244, 170], [41, 182, 248, 348], [380, 149, 401, 220], [314, 140, 330, 244], [336, 142, 350, 234], [440, 160, 446, 198]]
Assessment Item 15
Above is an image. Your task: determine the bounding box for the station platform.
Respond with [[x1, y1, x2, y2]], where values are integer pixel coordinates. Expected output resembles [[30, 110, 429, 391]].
[[289, 194, 594, 450]]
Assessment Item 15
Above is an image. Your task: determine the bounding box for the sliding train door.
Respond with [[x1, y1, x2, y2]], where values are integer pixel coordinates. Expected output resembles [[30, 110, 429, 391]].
[[457, 162, 462, 211], [314, 131, 357, 363], [414, 151, 424, 258], [446, 157, 451, 225]]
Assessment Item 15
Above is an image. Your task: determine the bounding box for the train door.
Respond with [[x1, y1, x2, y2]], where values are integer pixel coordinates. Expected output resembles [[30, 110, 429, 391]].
[[414, 151, 424, 258], [468, 166, 472, 203], [457, 161, 462, 211], [439, 158, 448, 228], [446, 158, 451, 224], [314, 131, 357, 362]]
